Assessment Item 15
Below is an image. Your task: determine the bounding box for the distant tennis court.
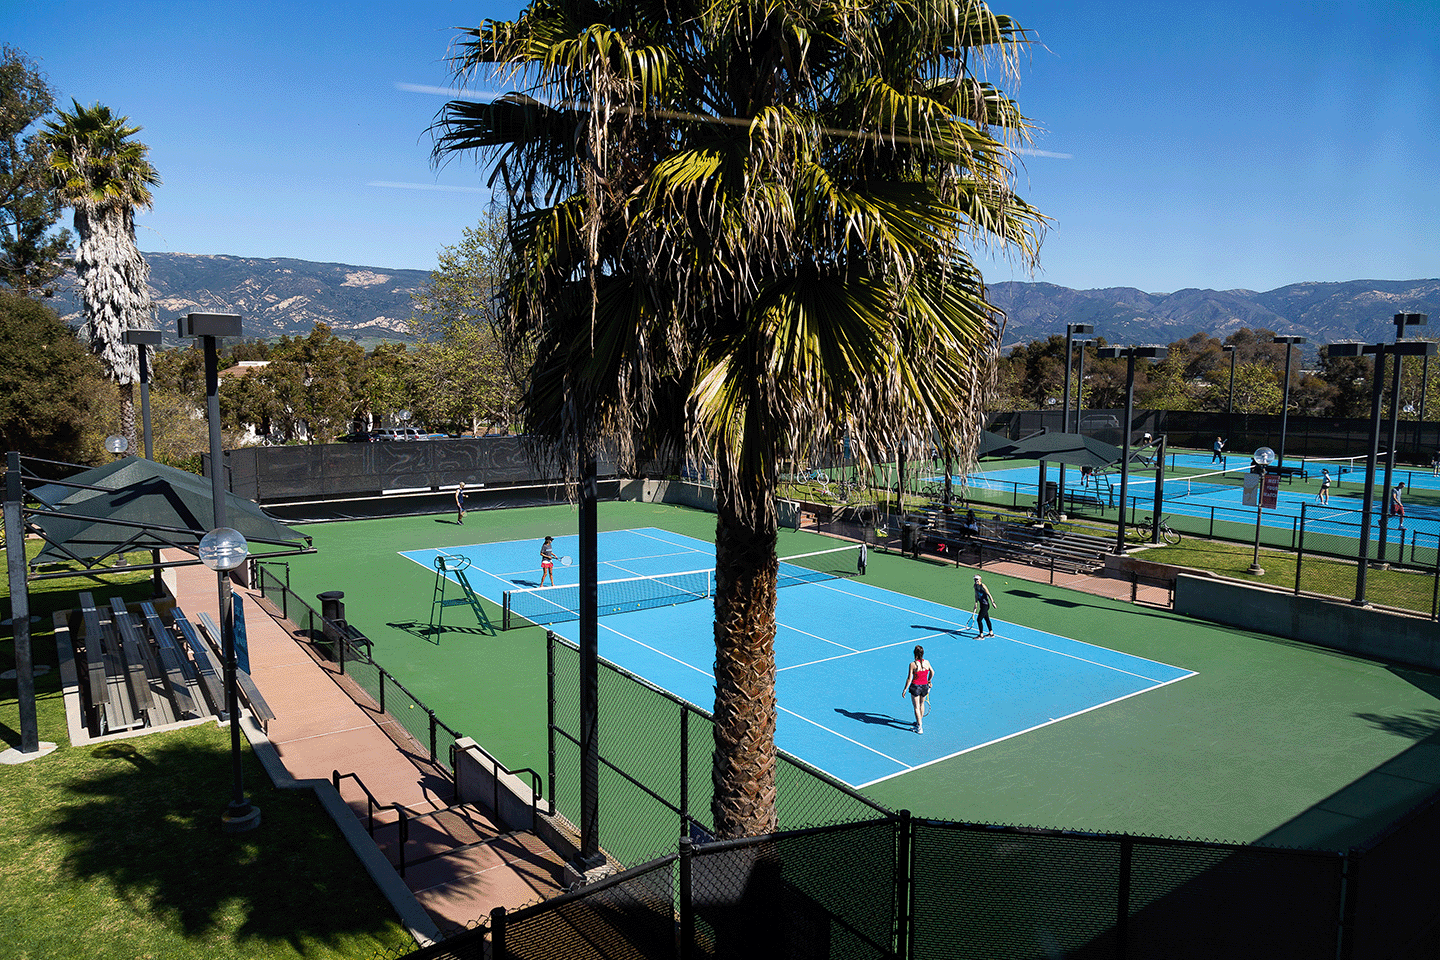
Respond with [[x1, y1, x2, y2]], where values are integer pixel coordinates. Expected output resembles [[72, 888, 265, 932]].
[[402, 528, 1195, 788]]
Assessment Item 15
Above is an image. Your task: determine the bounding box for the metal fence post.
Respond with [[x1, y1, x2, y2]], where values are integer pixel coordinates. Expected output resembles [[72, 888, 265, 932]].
[[378, 670, 386, 714], [428, 708, 437, 763], [679, 836, 695, 960], [491, 906, 507, 960], [680, 707, 690, 834], [896, 810, 913, 960], [547, 630, 557, 818], [1295, 504, 1306, 595], [1117, 835, 1133, 959]]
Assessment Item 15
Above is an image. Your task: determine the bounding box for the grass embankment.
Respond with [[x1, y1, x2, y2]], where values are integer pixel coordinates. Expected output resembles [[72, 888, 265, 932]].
[[1, 544, 413, 960]]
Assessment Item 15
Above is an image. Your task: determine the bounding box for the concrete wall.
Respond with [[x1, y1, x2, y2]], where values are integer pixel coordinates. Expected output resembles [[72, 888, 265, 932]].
[[453, 736, 539, 832], [1174, 573, 1440, 671]]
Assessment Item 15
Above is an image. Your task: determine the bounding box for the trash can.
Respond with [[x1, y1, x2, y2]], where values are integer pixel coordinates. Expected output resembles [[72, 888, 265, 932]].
[[1043, 480, 1058, 510], [318, 591, 346, 627], [900, 522, 915, 555]]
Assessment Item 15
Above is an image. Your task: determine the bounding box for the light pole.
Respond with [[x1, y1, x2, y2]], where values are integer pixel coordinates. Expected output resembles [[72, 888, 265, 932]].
[[1096, 345, 1167, 553], [1223, 343, 1238, 414], [1058, 323, 1094, 516], [1273, 335, 1306, 469], [1247, 446, 1275, 575], [180, 311, 259, 832], [123, 329, 163, 460]]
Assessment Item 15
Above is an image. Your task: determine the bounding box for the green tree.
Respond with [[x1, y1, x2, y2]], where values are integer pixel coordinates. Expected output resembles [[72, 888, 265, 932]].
[[41, 101, 161, 450], [0, 289, 105, 461], [267, 323, 364, 441], [436, 0, 1045, 836], [409, 217, 526, 433], [0, 46, 71, 296], [1230, 361, 1283, 414]]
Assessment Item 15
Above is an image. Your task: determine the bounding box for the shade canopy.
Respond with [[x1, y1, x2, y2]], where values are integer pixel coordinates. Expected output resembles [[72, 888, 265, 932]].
[[28, 457, 310, 567], [976, 430, 1019, 458], [1002, 431, 1124, 469]]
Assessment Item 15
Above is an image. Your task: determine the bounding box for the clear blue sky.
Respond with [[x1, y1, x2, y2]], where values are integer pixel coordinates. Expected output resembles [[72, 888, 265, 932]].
[[7, 0, 1437, 293]]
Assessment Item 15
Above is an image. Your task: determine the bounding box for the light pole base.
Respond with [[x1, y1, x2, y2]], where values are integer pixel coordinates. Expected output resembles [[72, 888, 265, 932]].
[[1, 742, 58, 764], [222, 804, 262, 833], [1247, 564, 1264, 576]]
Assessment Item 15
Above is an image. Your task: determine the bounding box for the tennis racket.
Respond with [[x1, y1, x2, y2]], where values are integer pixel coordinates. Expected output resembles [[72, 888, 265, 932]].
[[965, 609, 975, 629], [920, 693, 931, 717], [560, 555, 573, 567]]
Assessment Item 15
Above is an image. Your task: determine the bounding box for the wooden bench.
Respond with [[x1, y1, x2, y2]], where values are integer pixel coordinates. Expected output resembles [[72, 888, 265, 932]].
[[172, 609, 230, 720], [197, 605, 276, 728], [77, 592, 143, 734], [139, 602, 208, 721]]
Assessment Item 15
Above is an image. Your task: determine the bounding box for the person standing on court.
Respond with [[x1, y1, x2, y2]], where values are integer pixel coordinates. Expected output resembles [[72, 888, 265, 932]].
[[1212, 437, 1226, 464], [1318, 469, 1331, 506], [857, 541, 867, 576], [1390, 483, 1406, 528], [973, 574, 996, 637], [902, 645, 933, 734], [540, 536, 557, 586], [455, 481, 467, 524]]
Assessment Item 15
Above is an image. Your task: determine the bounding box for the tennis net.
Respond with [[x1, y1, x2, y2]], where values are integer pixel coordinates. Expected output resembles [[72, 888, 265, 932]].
[[502, 543, 863, 629], [1301, 453, 1379, 479], [1126, 466, 1249, 502]]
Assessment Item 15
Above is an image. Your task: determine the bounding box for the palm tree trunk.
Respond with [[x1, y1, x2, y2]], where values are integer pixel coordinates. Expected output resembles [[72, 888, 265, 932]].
[[120, 382, 137, 455], [711, 474, 781, 840]]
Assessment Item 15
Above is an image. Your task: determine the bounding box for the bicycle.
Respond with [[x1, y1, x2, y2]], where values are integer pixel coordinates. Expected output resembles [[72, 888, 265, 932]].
[[1026, 499, 1061, 522], [1128, 514, 1180, 545]]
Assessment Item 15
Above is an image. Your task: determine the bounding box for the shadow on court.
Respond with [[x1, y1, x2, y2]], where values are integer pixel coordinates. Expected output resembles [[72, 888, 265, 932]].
[[911, 623, 969, 636], [386, 619, 494, 643], [835, 708, 914, 731]]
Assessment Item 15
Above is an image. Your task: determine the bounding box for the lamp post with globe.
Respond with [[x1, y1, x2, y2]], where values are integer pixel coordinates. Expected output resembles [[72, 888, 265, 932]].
[[200, 526, 259, 832], [1247, 447, 1275, 575]]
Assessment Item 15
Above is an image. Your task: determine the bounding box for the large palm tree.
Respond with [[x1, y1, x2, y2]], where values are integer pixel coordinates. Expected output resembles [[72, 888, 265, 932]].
[[42, 100, 160, 450], [436, 0, 1045, 839]]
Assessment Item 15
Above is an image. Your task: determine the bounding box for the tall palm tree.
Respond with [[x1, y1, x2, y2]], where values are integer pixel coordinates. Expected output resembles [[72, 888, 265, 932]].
[[42, 100, 160, 450], [436, 0, 1045, 839]]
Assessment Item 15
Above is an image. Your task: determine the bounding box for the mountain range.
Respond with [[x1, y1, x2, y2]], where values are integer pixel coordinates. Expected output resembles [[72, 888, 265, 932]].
[[46, 253, 1440, 353]]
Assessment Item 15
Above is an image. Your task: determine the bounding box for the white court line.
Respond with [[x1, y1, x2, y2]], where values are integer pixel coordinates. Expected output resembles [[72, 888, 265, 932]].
[[780, 635, 941, 673], [777, 577, 1183, 683], [597, 621, 717, 681], [778, 622, 860, 656], [777, 705, 911, 769], [853, 673, 1196, 789]]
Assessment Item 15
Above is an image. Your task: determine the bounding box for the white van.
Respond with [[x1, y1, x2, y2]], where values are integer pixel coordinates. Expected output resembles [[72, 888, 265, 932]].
[[373, 427, 424, 441]]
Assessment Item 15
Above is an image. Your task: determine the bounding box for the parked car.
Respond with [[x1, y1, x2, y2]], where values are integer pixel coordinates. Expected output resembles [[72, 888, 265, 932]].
[[372, 427, 425, 441], [336, 431, 373, 443]]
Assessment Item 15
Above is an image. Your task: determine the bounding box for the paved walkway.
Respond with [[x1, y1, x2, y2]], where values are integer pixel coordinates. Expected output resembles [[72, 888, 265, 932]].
[[165, 558, 567, 944]]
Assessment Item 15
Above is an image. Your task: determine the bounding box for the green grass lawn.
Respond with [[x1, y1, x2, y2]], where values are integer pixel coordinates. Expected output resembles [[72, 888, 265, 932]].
[[1, 545, 414, 960]]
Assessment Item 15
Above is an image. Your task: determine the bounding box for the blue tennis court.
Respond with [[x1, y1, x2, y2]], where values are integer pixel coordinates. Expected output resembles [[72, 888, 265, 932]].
[[401, 529, 1195, 788]]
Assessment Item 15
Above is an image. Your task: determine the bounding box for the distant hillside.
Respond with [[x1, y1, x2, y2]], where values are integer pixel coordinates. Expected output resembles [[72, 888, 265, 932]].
[[45, 254, 1440, 352], [988, 278, 1440, 353], [49, 253, 431, 344]]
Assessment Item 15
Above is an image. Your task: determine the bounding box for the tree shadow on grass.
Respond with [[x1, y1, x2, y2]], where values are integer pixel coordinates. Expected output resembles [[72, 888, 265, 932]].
[[42, 734, 406, 951]]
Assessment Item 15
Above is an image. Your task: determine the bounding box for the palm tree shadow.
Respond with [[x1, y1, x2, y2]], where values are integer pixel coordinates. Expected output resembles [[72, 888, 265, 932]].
[[835, 708, 913, 731], [44, 738, 404, 947]]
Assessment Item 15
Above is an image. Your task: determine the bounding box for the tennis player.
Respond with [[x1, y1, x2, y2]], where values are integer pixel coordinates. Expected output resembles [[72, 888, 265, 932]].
[[1318, 469, 1331, 505], [1212, 437, 1226, 464], [902, 645, 933, 734], [540, 536, 557, 586], [973, 574, 996, 637], [1390, 483, 1406, 528], [455, 482, 467, 524]]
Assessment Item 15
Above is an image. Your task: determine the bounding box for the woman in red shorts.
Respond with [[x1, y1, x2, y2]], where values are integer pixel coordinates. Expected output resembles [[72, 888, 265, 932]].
[[540, 536, 557, 586], [902, 645, 934, 734]]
